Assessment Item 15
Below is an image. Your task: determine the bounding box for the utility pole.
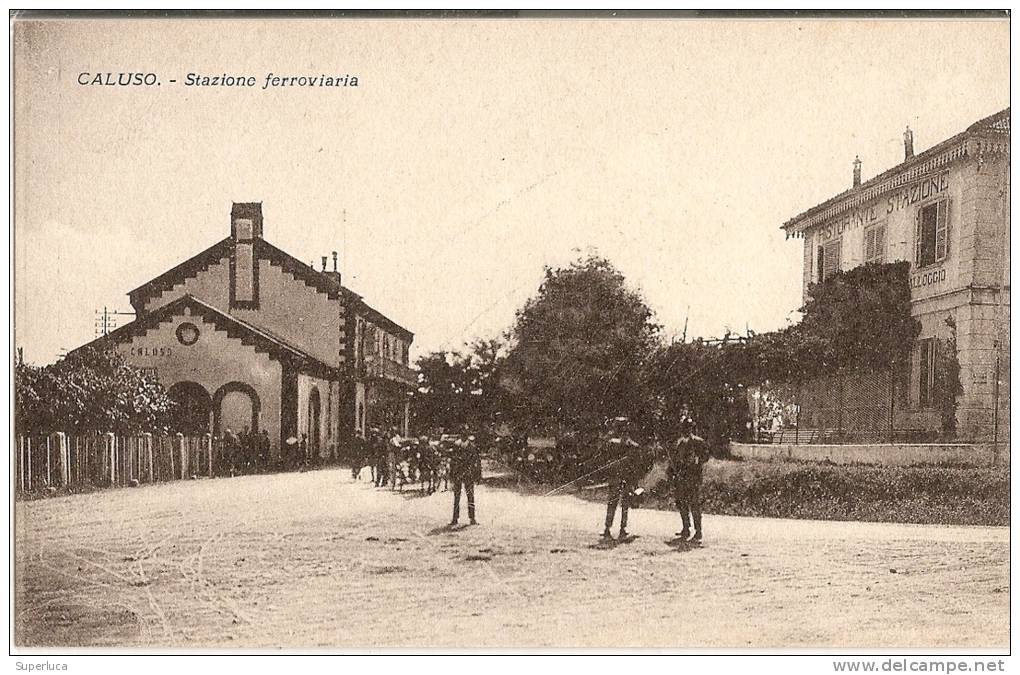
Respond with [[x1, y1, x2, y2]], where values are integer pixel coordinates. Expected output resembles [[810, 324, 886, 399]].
[[94, 307, 136, 337]]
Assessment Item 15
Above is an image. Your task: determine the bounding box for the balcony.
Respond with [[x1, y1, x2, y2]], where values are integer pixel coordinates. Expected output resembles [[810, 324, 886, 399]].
[[363, 356, 417, 386]]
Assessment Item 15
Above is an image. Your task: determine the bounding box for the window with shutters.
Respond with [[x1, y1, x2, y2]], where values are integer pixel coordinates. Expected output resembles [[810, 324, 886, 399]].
[[864, 223, 886, 264], [818, 238, 841, 281], [915, 199, 949, 268], [918, 338, 936, 409]]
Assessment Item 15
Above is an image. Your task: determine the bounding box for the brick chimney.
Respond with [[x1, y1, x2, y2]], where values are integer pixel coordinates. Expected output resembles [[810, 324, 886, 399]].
[[904, 125, 914, 160], [230, 202, 261, 308], [231, 202, 263, 240], [323, 250, 341, 286], [852, 156, 862, 188]]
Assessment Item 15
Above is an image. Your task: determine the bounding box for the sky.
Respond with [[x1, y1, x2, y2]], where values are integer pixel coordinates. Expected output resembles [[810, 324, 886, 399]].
[[13, 17, 1010, 365]]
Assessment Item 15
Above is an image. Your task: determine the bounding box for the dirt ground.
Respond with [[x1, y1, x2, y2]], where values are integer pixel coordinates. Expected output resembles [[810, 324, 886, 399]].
[[14, 466, 1009, 649]]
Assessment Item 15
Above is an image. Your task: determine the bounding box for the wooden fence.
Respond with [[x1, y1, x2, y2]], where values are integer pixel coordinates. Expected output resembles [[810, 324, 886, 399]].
[[15, 432, 217, 493]]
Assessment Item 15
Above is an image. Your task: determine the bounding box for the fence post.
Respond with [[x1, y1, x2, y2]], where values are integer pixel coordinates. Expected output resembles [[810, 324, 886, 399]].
[[50, 432, 68, 487], [17, 436, 24, 492], [45, 435, 52, 487], [888, 367, 896, 443], [141, 433, 153, 483], [174, 433, 186, 480], [104, 432, 117, 485], [205, 434, 213, 478], [794, 384, 801, 445], [26, 437, 32, 491], [837, 372, 845, 439]]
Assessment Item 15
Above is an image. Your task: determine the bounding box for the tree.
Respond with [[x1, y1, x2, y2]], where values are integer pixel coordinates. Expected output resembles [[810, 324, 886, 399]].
[[412, 337, 509, 433], [14, 346, 176, 435], [644, 261, 921, 443], [798, 261, 919, 376], [503, 254, 661, 434]]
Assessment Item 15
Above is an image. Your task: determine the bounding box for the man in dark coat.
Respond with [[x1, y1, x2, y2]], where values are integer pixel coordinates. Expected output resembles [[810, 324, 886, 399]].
[[601, 417, 648, 541], [669, 417, 712, 542], [220, 428, 239, 477], [449, 435, 481, 525], [350, 432, 368, 480]]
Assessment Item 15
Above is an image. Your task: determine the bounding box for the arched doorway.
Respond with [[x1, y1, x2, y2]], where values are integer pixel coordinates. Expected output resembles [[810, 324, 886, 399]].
[[307, 387, 321, 460], [167, 381, 212, 435], [213, 382, 261, 437]]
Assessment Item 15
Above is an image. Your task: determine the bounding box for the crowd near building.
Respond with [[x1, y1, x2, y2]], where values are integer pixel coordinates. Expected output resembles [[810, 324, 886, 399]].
[[781, 109, 1010, 443], [75, 202, 416, 461]]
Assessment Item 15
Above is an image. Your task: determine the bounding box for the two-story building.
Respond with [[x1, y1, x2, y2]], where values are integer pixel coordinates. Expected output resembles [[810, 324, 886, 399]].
[[781, 109, 1009, 443], [74, 202, 417, 458]]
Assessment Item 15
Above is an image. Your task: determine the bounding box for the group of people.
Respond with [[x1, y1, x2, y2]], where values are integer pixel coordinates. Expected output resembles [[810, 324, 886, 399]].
[[347, 415, 709, 542], [218, 426, 272, 476], [352, 428, 483, 525], [600, 414, 711, 543]]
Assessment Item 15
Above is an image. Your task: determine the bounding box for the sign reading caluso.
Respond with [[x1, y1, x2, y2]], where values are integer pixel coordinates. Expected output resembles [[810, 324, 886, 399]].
[[129, 346, 173, 357]]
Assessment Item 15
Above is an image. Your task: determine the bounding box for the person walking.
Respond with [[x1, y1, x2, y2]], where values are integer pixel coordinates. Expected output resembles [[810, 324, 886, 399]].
[[449, 435, 481, 526], [669, 417, 711, 542]]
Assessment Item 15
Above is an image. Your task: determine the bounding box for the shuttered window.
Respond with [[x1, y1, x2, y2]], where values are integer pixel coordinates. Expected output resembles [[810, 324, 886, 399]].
[[864, 223, 886, 264], [821, 238, 841, 280], [915, 199, 950, 267]]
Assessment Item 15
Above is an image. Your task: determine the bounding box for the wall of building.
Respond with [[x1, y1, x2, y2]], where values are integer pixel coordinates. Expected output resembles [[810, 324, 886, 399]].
[[801, 162, 967, 299], [296, 371, 338, 459], [142, 256, 344, 368], [115, 309, 283, 455], [798, 155, 1009, 442]]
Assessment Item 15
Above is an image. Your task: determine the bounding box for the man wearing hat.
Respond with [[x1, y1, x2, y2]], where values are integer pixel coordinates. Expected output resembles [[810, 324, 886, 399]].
[[601, 416, 644, 541], [669, 415, 711, 542], [449, 433, 481, 525]]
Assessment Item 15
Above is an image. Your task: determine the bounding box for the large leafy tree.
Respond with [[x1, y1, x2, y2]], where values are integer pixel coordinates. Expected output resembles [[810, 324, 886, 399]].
[[15, 346, 176, 435], [503, 254, 661, 434]]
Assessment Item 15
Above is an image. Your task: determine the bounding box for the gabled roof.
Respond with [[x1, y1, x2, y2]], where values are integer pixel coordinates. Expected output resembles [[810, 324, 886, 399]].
[[73, 294, 338, 378], [343, 288, 414, 342], [126, 231, 413, 341], [782, 108, 1010, 236], [128, 237, 232, 312]]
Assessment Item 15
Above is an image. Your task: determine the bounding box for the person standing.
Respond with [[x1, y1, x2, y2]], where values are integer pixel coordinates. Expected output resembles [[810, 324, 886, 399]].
[[669, 417, 711, 542], [351, 431, 368, 480], [372, 429, 389, 486], [222, 428, 239, 477], [601, 416, 644, 541], [298, 433, 309, 470], [449, 435, 481, 526], [388, 427, 401, 491], [258, 429, 271, 473]]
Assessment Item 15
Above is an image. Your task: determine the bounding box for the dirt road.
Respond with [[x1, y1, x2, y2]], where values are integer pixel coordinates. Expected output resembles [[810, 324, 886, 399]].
[[14, 467, 1009, 649]]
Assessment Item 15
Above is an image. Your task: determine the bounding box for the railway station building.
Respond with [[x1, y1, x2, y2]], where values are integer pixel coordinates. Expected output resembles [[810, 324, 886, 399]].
[[75, 202, 416, 459]]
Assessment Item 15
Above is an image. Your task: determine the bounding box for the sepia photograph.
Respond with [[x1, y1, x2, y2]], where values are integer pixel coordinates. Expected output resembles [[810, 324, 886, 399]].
[[8, 10, 1012, 659]]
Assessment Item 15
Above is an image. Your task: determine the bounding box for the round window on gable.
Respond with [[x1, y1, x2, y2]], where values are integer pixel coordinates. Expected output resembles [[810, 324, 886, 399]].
[[176, 322, 200, 346]]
